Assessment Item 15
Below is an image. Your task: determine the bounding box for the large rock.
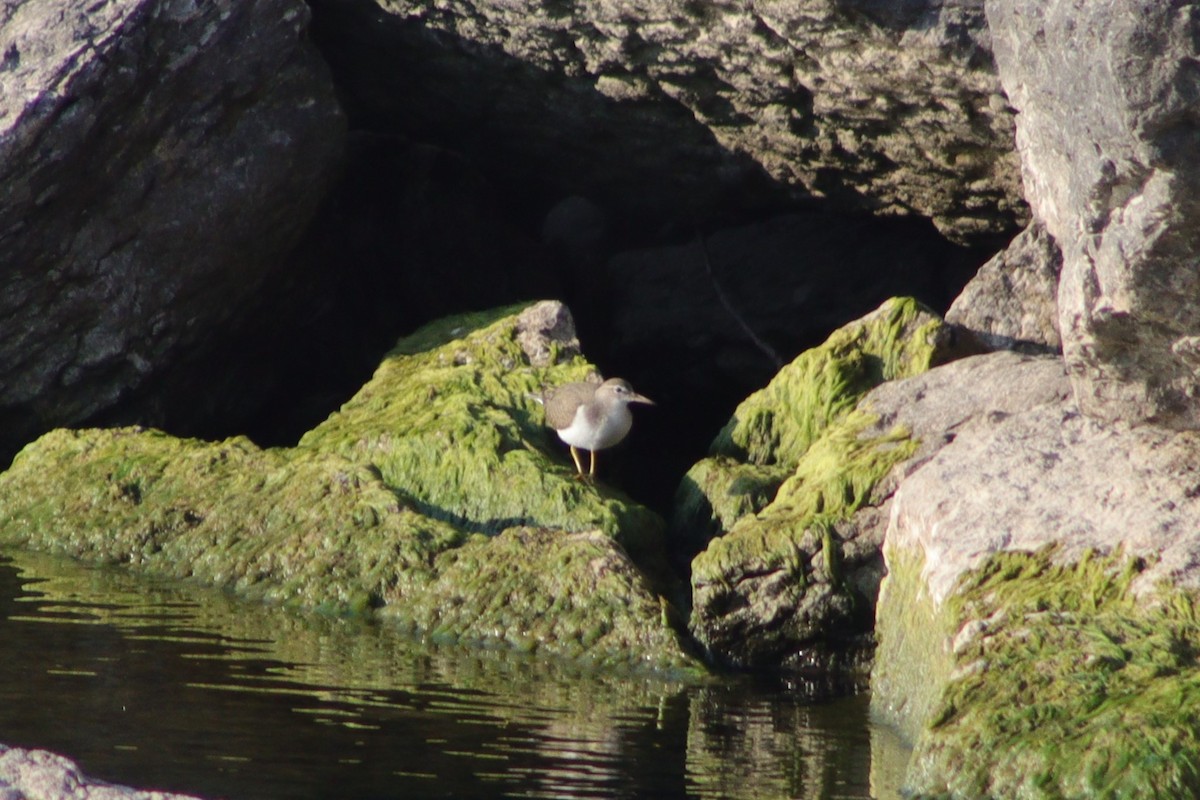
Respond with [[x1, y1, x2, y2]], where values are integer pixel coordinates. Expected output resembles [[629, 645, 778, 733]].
[[677, 298, 961, 669], [870, 352, 1200, 797], [0, 0, 345, 459], [988, 1, 1200, 428], [299, 301, 665, 558], [0, 302, 698, 672], [311, 0, 1024, 243]]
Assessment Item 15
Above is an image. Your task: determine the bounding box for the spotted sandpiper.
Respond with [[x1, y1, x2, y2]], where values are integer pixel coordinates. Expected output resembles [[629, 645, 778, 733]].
[[542, 378, 655, 479]]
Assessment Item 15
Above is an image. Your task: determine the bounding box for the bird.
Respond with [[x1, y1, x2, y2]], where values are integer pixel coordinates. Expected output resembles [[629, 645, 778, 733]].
[[541, 377, 655, 480]]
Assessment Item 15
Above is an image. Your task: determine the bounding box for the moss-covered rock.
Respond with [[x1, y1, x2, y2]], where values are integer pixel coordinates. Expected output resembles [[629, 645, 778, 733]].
[[870, 361, 1200, 795], [690, 413, 918, 668], [674, 297, 949, 554], [387, 526, 699, 673], [894, 548, 1200, 799], [680, 298, 954, 668], [0, 427, 458, 614], [0, 302, 697, 673], [301, 301, 664, 557]]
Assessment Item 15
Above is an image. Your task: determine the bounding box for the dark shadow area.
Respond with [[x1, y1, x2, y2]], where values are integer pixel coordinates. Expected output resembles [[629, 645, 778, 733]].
[[305, 0, 796, 243]]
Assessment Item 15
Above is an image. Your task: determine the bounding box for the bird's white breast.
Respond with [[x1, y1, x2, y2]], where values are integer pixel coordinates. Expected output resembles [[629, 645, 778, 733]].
[[555, 403, 633, 451]]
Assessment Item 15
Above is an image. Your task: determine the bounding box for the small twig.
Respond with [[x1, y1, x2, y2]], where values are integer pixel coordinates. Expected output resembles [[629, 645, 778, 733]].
[[695, 227, 785, 369]]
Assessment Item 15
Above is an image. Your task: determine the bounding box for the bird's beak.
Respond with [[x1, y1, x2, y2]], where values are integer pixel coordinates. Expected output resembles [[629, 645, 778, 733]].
[[630, 392, 655, 406]]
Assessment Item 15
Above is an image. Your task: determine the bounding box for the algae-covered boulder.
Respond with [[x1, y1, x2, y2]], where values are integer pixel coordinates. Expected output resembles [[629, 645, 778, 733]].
[[389, 527, 691, 670], [0, 302, 696, 672], [301, 301, 664, 557], [0, 427, 461, 612], [871, 354, 1200, 797], [678, 298, 958, 668]]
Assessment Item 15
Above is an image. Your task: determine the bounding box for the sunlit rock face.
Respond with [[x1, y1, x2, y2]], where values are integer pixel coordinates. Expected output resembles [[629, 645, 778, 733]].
[[872, 351, 1200, 797], [0, 0, 345, 458], [990, 0, 1200, 429]]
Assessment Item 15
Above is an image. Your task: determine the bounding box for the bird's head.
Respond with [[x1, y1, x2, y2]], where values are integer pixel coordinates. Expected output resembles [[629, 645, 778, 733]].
[[599, 378, 655, 406]]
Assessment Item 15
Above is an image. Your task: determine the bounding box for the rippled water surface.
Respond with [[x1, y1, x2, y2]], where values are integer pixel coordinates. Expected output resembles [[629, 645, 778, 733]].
[[0, 549, 910, 799]]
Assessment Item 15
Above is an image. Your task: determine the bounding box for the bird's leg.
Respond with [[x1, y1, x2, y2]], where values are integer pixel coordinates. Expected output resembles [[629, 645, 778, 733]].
[[569, 446, 586, 478], [589, 449, 597, 478]]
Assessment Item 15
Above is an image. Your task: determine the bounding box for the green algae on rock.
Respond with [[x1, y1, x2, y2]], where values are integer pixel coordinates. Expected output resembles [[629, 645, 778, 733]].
[[0, 427, 461, 613], [690, 413, 918, 668], [387, 526, 700, 674], [673, 297, 949, 553], [300, 301, 665, 558], [680, 298, 953, 668], [863, 352, 1200, 795], [888, 547, 1200, 799], [0, 302, 699, 674]]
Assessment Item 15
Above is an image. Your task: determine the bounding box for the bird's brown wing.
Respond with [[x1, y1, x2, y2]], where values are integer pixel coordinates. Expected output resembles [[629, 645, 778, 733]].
[[543, 382, 598, 430]]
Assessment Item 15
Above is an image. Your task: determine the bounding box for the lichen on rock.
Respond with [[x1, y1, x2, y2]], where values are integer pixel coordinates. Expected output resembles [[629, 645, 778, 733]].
[[678, 297, 955, 668], [0, 302, 698, 674]]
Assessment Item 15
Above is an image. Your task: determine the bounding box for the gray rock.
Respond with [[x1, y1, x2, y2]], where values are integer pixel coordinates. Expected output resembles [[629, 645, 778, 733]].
[[988, 0, 1200, 428], [515, 300, 581, 368], [0, 0, 344, 457], [0, 744, 199, 800], [945, 221, 1062, 352], [859, 348, 1072, 492], [870, 351, 1200, 793], [313, 0, 1025, 243], [883, 384, 1200, 613], [847, 350, 1072, 605]]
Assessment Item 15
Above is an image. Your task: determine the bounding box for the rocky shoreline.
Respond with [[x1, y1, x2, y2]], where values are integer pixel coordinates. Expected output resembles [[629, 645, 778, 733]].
[[4, 0, 1200, 796]]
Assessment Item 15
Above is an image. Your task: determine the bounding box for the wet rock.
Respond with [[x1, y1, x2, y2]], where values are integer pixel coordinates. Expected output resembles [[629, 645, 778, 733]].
[[0, 302, 697, 672], [677, 298, 959, 669], [871, 353, 1200, 796], [0, 0, 344, 461], [989, 0, 1200, 428], [945, 221, 1062, 353], [0, 744, 199, 800], [392, 526, 691, 670], [310, 0, 1024, 244]]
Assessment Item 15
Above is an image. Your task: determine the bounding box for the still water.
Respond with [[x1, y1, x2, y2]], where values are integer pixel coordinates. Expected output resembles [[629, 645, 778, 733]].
[[0, 548, 911, 799]]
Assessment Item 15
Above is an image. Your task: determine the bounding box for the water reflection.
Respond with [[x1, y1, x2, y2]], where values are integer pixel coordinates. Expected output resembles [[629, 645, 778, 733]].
[[0, 549, 909, 799]]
